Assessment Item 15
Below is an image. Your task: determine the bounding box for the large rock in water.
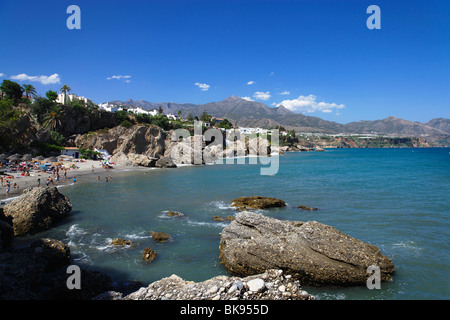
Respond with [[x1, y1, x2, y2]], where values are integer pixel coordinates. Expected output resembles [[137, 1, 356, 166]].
[[3, 187, 72, 236], [219, 211, 395, 286], [231, 196, 286, 210]]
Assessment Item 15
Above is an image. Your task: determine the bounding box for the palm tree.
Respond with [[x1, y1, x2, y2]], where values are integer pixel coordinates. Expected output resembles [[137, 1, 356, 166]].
[[22, 84, 37, 99], [60, 84, 71, 105], [43, 105, 62, 131]]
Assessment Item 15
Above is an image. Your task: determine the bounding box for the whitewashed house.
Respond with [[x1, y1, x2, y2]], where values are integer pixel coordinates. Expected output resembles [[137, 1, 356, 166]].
[[57, 93, 88, 105], [61, 147, 80, 159], [98, 103, 118, 112]]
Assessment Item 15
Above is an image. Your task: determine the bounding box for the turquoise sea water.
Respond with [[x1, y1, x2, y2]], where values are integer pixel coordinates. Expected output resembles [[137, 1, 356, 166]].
[[24, 148, 450, 300]]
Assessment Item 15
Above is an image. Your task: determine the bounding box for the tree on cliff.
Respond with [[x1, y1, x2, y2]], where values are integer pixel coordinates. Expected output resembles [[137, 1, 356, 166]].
[[45, 90, 58, 102], [22, 84, 37, 99], [0, 80, 23, 102], [43, 105, 62, 131], [60, 84, 71, 105]]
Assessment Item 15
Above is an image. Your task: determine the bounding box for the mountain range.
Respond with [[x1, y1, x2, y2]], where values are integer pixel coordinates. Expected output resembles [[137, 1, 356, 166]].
[[108, 95, 450, 140]]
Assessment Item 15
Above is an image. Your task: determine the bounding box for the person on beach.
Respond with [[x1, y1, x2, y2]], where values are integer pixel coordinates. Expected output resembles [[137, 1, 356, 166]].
[[92, 165, 94, 173], [105, 177, 108, 183], [13, 183, 19, 189], [37, 178, 40, 187], [97, 175, 100, 181], [73, 177, 76, 183]]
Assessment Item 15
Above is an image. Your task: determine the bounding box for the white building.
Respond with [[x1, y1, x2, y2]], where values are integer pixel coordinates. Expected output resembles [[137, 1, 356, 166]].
[[166, 113, 178, 120], [61, 147, 80, 159], [56, 93, 88, 105], [238, 127, 269, 135], [98, 103, 118, 113], [128, 107, 152, 115]]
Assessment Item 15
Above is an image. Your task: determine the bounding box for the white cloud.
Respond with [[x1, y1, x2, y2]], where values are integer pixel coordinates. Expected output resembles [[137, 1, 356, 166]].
[[269, 72, 274, 77], [0, 73, 5, 77], [277, 94, 345, 114], [241, 96, 254, 101], [279, 90, 290, 95], [107, 75, 131, 80], [194, 82, 210, 91], [10, 73, 61, 85], [247, 81, 255, 85], [253, 91, 271, 101]]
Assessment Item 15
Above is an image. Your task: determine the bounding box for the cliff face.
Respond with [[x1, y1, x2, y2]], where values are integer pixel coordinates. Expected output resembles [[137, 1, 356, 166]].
[[75, 125, 167, 159], [57, 106, 118, 137]]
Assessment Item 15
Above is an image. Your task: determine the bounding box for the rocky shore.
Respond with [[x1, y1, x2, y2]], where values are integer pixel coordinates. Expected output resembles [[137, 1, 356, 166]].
[[94, 269, 315, 300], [0, 187, 395, 300]]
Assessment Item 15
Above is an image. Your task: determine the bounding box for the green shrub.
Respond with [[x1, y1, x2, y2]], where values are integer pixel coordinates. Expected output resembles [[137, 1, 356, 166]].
[[121, 120, 132, 128]]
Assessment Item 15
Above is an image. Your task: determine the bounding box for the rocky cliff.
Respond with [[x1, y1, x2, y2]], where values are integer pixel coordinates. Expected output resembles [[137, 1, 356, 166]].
[[75, 125, 275, 168]]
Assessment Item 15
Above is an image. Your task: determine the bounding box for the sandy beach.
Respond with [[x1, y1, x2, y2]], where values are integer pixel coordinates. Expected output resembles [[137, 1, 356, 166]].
[[0, 159, 134, 203]]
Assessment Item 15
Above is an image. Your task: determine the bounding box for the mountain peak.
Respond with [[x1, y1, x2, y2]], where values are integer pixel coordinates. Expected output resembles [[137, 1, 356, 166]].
[[223, 95, 245, 101]]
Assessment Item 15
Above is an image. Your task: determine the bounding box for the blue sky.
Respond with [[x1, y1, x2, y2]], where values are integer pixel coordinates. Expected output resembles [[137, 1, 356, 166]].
[[0, 0, 449, 123]]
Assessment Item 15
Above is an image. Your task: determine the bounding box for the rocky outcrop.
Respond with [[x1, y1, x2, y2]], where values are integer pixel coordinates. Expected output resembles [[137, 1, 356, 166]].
[[280, 145, 314, 152], [0, 208, 14, 251], [3, 187, 72, 236], [127, 153, 158, 167], [219, 211, 395, 286], [95, 269, 314, 300], [231, 196, 286, 210], [0, 238, 119, 300], [155, 156, 177, 168], [76, 125, 167, 160], [57, 106, 118, 138]]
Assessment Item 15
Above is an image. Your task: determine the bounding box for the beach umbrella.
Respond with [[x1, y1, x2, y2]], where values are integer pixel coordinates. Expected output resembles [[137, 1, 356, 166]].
[[34, 155, 45, 161], [45, 156, 58, 163], [0, 154, 6, 161], [8, 153, 21, 161], [8, 154, 22, 162], [21, 154, 33, 161]]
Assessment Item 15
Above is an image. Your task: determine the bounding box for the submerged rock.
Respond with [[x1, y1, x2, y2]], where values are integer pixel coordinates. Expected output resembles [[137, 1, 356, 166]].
[[297, 205, 318, 211], [231, 196, 286, 210], [3, 187, 72, 236], [219, 211, 395, 286], [166, 210, 185, 217], [150, 231, 171, 242], [142, 247, 158, 261], [111, 238, 132, 246]]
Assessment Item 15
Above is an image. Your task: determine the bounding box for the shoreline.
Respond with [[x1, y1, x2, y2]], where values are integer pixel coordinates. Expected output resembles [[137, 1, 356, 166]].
[[0, 159, 146, 203]]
